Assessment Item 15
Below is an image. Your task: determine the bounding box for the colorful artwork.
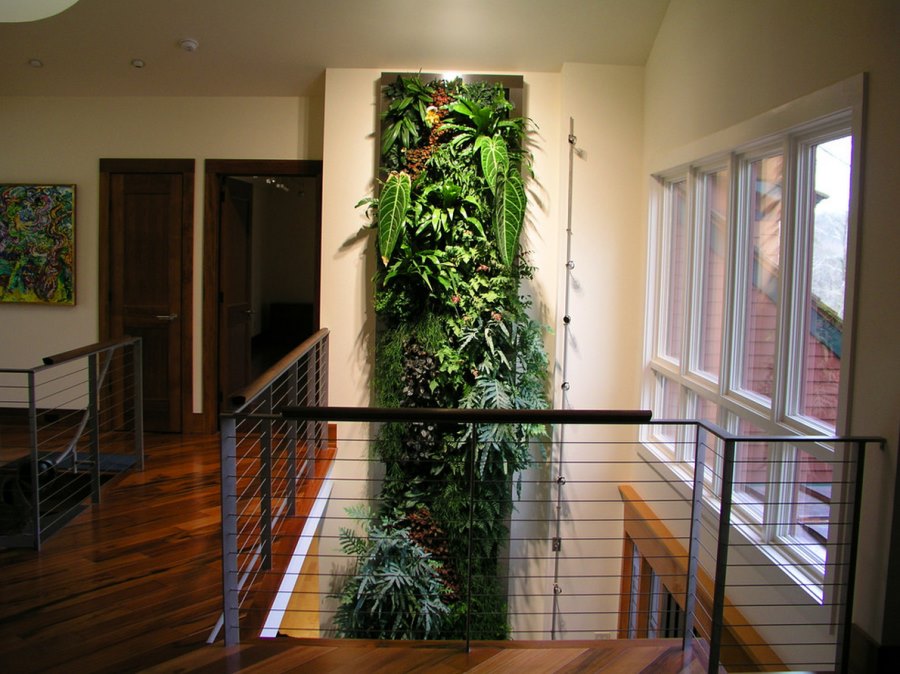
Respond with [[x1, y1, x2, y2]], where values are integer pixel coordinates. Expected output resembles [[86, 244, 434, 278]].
[[0, 184, 75, 305]]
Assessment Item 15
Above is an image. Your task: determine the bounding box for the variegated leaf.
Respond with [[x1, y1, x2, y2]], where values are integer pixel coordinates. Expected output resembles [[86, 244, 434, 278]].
[[378, 172, 411, 265], [494, 172, 525, 266], [477, 134, 509, 194]]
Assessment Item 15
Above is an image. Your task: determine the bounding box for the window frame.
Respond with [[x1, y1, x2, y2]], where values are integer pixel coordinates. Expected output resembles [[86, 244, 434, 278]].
[[641, 75, 865, 601]]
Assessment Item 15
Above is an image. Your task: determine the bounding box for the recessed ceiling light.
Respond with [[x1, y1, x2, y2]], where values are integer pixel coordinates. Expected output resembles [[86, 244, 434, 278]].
[[28, 58, 44, 68], [130, 58, 146, 69], [178, 38, 199, 52]]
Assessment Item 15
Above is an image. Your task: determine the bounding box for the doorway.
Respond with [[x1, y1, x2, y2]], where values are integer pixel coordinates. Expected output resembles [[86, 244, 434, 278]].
[[203, 160, 322, 427]]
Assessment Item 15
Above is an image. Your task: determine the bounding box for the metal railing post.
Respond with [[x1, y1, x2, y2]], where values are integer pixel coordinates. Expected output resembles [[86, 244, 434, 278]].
[[317, 338, 328, 455], [132, 339, 144, 471], [261, 391, 273, 571], [465, 423, 476, 653], [306, 344, 319, 466], [835, 440, 867, 674], [219, 416, 240, 646], [683, 423, 707, 653], [708, 437, 736, 674], [88, 353, 101, 503], [27, 371, 41, 551], [286, 363, 298, 517]]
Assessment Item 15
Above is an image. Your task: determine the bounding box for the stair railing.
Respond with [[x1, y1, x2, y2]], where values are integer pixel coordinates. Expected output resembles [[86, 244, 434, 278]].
[[0, 336, 143, 549]]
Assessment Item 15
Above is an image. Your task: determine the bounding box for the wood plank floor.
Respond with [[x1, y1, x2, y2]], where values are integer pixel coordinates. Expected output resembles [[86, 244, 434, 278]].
[[0, 432, 713, 673]]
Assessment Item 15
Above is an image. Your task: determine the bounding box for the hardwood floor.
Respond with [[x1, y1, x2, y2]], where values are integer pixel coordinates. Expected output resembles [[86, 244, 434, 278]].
[[0, 432, 715, 673], [0, 433, 224, 673], [139, 638, 711, 673]]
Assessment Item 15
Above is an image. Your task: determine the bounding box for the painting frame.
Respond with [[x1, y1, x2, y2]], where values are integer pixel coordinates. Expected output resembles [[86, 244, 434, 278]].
[[0, 183, 76, 305]]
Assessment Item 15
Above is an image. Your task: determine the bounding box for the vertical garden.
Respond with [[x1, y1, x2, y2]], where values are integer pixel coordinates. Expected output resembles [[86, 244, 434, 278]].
[[333, 75, 550, 640]]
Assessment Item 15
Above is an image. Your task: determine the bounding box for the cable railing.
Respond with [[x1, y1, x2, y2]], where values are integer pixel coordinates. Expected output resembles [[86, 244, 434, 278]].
[[216, 400, 882, 673], [0, 337, 144, 550], [213, 328, 331, 644]]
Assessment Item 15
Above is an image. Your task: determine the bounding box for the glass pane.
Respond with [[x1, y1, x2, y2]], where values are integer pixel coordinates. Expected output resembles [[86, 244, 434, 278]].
[[784, 447, 832, 551], [696, 169, 728, 378], [663, 180, 688, 360], [695, 395, 720, 426], [654, 374, 681, 450], [732, 416, 769, 514], [738, 154, 783, 401], [798, 136, 850, 428]]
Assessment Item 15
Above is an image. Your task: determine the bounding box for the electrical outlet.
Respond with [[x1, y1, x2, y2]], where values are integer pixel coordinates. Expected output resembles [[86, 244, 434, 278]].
[[594, 631, 614, 640]]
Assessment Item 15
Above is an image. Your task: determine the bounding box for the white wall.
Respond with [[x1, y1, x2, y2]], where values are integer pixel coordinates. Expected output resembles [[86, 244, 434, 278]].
[[643, 0, 900, 644], [527, 62, 646, 639], [0, 95, 320, 412]]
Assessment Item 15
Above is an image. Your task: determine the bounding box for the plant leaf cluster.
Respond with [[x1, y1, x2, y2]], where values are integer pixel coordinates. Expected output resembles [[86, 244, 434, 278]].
[[333, 508, 450, 640]]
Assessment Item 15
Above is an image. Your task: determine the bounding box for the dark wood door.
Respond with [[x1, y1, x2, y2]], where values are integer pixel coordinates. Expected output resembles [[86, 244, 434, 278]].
[[108, 173, 185, 432], [218, 178, 253, 405]]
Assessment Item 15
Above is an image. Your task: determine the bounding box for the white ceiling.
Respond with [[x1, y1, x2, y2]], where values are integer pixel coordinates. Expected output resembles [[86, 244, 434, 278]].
[[0, 0, 670, 97]]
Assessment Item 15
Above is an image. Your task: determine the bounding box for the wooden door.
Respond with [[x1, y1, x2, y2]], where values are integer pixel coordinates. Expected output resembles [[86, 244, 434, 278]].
[[105, 169, 190, 432], [218, 178, 253, 405]]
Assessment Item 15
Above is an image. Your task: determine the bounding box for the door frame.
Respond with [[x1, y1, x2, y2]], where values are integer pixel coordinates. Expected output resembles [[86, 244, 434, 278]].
[[202, 159, 323, 432], [98, 158, 195, 432]]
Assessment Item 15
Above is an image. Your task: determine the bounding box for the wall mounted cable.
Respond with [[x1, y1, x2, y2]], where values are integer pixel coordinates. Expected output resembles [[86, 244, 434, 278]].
[[550, 117, 578, 638]]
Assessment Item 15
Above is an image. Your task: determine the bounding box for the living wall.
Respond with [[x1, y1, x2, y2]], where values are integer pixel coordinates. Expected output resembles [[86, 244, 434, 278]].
[[333, 75, 549, 640]]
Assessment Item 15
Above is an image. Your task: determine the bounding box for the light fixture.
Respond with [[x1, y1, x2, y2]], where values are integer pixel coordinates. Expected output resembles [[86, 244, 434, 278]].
[[178, 38, 199, 52], [28, 58, 44, 68], [0, 0, 80, 23], [130, 58, 146, 69], [264, 177, 290, 193]]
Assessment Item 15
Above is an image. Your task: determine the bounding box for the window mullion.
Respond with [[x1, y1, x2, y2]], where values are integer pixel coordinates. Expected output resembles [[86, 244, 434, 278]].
[[726, 153, 751, 400], [719, 152, 740, 400], [772, 136, 798, 427], [682, 169, 698, 378]]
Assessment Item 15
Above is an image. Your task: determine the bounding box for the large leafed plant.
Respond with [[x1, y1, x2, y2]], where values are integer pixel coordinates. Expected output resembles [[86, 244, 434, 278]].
[[334, 75, 549, 640]]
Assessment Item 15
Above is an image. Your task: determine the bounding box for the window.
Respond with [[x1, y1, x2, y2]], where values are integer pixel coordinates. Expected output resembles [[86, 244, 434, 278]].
[[643, 96, 860, 596]]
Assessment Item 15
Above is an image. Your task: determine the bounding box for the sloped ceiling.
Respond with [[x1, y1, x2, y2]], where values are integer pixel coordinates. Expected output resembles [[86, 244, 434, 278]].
[[0, 0, 670, 96]]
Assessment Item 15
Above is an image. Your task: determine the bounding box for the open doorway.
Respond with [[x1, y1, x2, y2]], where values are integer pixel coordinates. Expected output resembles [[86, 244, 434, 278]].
[[203, 160, 322, 428], [242, 174, 319, 377]]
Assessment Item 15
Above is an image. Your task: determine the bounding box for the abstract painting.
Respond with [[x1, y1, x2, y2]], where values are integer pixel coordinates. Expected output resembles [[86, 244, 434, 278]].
[[0, 184, 75, 305]]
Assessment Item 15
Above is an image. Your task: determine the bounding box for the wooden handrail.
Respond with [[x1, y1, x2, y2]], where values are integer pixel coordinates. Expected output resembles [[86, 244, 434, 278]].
[[42, 336, 140, 365], [618, 484, 785, 672], [282, 405, 653, 425]]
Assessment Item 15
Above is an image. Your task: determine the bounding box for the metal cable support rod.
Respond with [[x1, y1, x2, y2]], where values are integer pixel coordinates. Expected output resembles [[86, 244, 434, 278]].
[[550, 116, 580, 638]]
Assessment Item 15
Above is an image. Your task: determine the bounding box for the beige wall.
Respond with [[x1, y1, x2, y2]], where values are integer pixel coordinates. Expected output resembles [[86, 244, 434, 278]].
[[555, 63, 647, 411], [0, 95, 321, 411], [643, 0, 900, 642], [522, 62, 646, 638]]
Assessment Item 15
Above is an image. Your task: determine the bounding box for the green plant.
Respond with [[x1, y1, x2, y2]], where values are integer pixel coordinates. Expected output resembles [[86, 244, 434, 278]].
[[344, 74, 550, 641], [333, 507, 450, 640]]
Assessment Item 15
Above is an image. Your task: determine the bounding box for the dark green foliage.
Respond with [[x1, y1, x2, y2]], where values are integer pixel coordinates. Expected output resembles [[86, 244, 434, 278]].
[[339, 75, 550, 641], [333, 507, 450, 639]]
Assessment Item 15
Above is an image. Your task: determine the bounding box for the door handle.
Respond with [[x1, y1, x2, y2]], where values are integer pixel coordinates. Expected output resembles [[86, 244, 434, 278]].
[[155, 313, 179, 321]]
